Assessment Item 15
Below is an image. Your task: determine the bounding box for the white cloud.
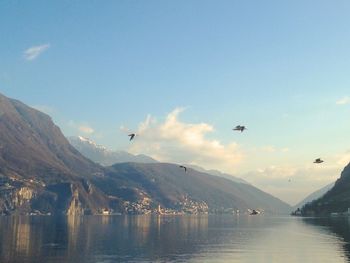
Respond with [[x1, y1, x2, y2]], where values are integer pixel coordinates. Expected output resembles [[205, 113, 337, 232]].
[[128, 108, 243, 173], [78, 125, 94, 134], [23, 44, 50, 61], [68, 120, 95, 135], [336, 96, 350, 105]]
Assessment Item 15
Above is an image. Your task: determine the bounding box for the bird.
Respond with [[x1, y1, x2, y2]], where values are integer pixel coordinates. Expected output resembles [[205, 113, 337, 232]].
[[313, 158, 324, 164], [179, 165, 187, 172], [128, 133, 136, 141], [249, 209, 259, 215], [233, 125, 247, 132]]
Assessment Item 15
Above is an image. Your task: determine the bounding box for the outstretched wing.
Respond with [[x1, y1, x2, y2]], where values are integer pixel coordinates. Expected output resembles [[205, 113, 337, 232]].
[[128, 134, 135, 141]]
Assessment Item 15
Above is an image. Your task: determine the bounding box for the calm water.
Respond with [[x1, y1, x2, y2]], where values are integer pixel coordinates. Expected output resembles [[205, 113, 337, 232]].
[[0, 215, 349, 263]]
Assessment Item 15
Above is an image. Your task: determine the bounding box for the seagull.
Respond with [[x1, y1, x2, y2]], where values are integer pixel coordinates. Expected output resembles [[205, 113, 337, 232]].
[[313, 158, 324, 164], [179, 165, 187, 173], [233, 125, 247, 132], [128, 133, 136, 141]]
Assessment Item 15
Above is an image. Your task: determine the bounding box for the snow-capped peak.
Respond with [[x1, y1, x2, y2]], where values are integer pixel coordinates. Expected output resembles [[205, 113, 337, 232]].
[[78, 136, 90, 142], [77, 136, 108, 151]]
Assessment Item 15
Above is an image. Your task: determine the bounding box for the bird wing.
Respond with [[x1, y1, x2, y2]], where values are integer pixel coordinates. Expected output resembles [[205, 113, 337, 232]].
[[179, 165, 187, 172]]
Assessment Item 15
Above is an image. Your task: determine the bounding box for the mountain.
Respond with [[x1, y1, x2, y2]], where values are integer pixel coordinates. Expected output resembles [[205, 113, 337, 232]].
[[301, 163, 350, 215], [293, 182, 334, 210], [68, 136, 158, 166], [68, 136, 248, 184], [186, 164, 249, 184], [0, 93, 110, 215], [0, 92, 290, 215], [93, 163, 291, 214]]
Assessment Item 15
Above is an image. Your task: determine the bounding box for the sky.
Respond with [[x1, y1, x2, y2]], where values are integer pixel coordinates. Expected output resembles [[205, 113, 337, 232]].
[[1, 0, 350, 205]]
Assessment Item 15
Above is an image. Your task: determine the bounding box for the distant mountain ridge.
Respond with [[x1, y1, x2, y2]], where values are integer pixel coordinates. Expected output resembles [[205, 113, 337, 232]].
[[293, 182, 334, 210], [68, 136, 158, 166], [68, 136, 249, 185]]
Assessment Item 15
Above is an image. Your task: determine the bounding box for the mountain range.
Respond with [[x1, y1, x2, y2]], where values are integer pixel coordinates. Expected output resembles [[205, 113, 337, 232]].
[[68, 136, 158, 165], [0, 92, 291, 215]]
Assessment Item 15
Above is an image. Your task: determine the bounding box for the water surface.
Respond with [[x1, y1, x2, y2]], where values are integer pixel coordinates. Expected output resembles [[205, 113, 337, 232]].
[[0, 215, 349, 262]]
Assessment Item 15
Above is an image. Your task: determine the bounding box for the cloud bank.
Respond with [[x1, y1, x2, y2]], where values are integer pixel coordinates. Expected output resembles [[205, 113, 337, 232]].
[[127, 108, 243, 172]]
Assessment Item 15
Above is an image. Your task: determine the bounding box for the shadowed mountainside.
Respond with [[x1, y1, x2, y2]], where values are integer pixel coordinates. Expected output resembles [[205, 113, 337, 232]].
[[301, 163, 350, 215]]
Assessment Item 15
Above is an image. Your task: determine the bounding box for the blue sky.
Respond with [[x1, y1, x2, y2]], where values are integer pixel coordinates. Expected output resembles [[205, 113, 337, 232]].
[[1, 0, 350, 204]]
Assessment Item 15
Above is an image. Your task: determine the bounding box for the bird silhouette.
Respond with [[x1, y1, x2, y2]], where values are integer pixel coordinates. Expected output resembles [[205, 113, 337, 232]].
[[233, 125, 247, 132], [128, 133, 136, 141], [179, 165, 187, 172], [313, 158, 324, 164]]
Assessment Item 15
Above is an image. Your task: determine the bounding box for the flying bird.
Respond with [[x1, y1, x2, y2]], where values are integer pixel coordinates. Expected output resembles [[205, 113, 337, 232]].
[[233, 125, 247, 132], [128, 133, 136, 141], [179, 165, 187, 173], [313, 158, 324, 164]]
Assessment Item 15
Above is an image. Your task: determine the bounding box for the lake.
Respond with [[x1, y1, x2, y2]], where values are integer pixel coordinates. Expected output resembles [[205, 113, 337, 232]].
[[0, 215, 349, 263]]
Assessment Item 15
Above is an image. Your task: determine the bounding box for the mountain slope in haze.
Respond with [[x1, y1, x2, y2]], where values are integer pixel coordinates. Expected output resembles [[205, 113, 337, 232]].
[[301, 163, 350, 215], [186, 164, 249, 184], [293, 182, 334, 210], [68, 136, 158, 166], [94, 163, 291, 214]]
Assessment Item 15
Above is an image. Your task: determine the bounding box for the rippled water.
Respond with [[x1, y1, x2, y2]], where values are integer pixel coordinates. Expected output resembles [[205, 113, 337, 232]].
[[0, 215, 349, 262]]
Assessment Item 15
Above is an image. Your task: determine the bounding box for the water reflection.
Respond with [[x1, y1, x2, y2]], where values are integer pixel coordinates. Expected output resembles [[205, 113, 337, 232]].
[[0, 215, 349, 262], [303, 217, 350, 261]]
